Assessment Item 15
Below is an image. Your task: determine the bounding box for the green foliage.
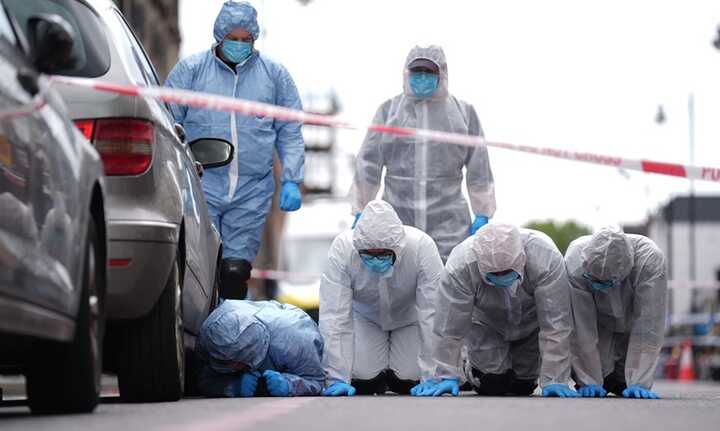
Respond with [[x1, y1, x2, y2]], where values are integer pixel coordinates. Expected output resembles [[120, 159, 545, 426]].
[[524, 220, 592, 255]]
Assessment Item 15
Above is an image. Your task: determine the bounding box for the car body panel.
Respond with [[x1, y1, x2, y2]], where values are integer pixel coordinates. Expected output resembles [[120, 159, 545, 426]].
[[0, 294, 75, 342], [24, 0, 221, 336], [0, 2, 105, 344], [106, 240, 174, 318]]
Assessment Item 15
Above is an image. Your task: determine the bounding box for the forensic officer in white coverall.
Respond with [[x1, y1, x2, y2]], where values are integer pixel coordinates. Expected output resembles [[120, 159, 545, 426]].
[[319, 200, 443, 396], [414, 224, 578, 398], [350, 45, 496, 262], [566, 227, 667, 399]]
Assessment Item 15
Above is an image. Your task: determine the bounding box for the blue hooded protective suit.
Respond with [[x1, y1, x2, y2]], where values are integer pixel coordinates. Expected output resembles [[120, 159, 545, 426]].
[[165, 1, 304, 261], [196, 300, 325, 397]]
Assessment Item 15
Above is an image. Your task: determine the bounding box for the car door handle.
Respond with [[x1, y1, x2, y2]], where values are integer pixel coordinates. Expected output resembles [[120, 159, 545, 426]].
[[17, 68, 40, 97]]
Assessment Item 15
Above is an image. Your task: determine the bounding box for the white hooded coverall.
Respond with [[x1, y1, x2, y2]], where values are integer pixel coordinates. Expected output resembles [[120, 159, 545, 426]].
[[319, 200, 443, 385], [350, 45, 496, 261], [566, 228, 667, 392], [431, 224, 574, 390]]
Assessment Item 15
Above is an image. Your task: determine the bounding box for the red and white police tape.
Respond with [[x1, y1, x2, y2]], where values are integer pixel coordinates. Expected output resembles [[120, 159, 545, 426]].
[[49, 75, 720, 184]]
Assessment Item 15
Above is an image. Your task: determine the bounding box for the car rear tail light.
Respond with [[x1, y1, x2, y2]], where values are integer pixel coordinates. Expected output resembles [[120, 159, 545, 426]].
[[74, 119, 154, 176], [109, 258, 132, 268], [74, 119, 95, 141]]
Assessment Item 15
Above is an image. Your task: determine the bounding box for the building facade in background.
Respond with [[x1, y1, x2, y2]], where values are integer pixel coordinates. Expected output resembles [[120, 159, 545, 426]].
[[648, 196, 720, 319], [647, 196, 720, 382], [301, 90, 341, 196], [114, 0, 180, 80]]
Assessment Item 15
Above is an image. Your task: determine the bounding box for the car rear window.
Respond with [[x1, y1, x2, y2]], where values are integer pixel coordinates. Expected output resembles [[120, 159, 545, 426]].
[[4, 0, 110, 77]]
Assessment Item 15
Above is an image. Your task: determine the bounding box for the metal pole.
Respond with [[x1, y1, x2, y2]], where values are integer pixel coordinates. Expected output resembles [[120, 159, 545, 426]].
[[688, 93, 696, 283], [667, 208, 673, 280], [667, 206, 674, 321], [688, 94, 698, 320]]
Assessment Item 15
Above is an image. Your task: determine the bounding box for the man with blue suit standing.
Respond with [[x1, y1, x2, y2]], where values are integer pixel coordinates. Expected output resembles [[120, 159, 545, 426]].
[[166, 1, 304, 299]]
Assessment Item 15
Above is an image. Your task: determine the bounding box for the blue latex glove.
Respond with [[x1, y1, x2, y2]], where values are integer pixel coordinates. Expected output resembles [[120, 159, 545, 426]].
[[578, 384, 607, 398], [622, 385, 660, 399], [421, 379, 459, 397], [279, 182, 302, 212], [542, 384, 579, 398], [469, 215, 489, 235], [410, 380, 437, 397], [352, 213, 361, 229], [322, 381, 356, 396], [227, 371, 259, 397], [263, 370, 290, 397]]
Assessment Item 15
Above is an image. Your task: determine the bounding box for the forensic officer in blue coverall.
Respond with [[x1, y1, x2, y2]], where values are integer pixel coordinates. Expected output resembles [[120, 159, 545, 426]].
[[166, 1, 304, 299], [196, 300, 324, 397]]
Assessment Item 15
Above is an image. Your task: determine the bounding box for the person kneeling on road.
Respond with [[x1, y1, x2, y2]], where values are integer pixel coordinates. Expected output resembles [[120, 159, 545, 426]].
[[196, 300, 324, 397], [320, 200, 443, 396], [413, 224, 577, 398], [567, 227, 667, 399]]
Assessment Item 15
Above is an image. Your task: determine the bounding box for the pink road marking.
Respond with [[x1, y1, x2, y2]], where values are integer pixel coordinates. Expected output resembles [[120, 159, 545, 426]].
[[161, 397, 317, 431]]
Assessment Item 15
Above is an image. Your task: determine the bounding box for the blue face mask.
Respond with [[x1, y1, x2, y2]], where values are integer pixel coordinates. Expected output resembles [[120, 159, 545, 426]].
[[409, 72, 439, 98], [222, 39, 253, 64], [485, 271, 520, 288], [361, 255, 394, 274], [583, 273, 615, 291]]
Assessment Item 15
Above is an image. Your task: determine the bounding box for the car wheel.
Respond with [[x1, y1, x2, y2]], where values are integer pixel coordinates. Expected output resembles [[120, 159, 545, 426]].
[[117, 257, 184, 402], [26, 216, 105, 414]]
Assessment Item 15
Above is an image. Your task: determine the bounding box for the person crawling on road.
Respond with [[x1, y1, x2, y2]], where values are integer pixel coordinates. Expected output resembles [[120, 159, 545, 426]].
[[195, 300, 324, 397]]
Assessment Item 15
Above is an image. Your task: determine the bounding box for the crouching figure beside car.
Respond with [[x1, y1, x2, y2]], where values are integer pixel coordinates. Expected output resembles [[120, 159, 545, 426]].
[[195, 300, 324, 397]]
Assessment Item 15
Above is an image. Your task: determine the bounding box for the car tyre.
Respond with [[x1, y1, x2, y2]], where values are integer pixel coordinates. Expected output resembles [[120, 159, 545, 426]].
[[117, 257, 184, 402], [26, 216, 105, 414]]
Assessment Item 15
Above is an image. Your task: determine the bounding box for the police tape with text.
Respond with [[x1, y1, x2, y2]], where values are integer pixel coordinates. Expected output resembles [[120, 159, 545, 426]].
[[48, 75, 720, 184]]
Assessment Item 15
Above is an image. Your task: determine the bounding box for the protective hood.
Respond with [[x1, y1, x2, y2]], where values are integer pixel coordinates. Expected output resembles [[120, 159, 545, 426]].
[[403, 45, 449, 100], [353, 200, 406, 255], [199, 304, 270, 372], [472, 224, 527, 279], [213, 1, 260, 42], [581, 227, 634, 282]]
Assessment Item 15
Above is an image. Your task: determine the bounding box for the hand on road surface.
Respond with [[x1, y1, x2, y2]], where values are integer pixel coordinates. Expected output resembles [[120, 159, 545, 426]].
[[542, 384, 579, 398], [623, 385, 660, 399], [578, 384, 607, 398], [263, 370, 291, 397], [322, 382, 356, 396]]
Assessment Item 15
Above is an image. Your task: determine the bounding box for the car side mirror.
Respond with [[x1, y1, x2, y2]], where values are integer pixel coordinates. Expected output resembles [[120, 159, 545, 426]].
[[27, 14, 78, 74], [189, 138, 234, 169]]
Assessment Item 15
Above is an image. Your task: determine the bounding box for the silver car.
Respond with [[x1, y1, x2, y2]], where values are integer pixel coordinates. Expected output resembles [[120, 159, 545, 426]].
[[3, 0, 226, 402], [0, 9, 107, 413]]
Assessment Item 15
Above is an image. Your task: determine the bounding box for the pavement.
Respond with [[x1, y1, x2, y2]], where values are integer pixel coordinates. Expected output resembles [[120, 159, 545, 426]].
[[0, 378, 718, 431]]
